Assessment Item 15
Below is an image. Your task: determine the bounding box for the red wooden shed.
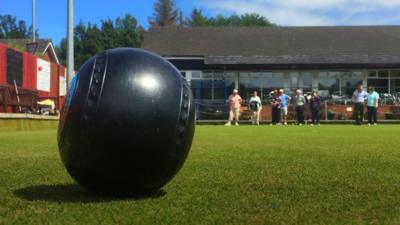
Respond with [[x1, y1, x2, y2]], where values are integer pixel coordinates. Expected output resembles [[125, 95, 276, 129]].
[[0, 39, 68, 113]]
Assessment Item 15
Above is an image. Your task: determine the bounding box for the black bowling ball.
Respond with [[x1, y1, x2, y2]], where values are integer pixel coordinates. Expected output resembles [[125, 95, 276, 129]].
[[58, 48, 195, 195]]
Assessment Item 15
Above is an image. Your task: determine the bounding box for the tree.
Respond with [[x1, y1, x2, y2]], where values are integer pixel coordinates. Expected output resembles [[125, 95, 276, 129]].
[[208, 14, 231, 27], [115, 14, 141, 47], [148, 0, 179, 27], [101, 19, 119, 49], [188, 13, 275, 27], [185, 8, 210, 26], [236, 13, 274, 26], [57, 14, 141, 69], [0, 14, 38, 39]]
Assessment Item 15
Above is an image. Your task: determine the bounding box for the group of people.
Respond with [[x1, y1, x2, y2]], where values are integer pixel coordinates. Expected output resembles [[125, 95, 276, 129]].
[[224, 84, 380, 126], [262, 89, 322, 126], [353, 84, 380, 125], [224, 89, 264, 126]]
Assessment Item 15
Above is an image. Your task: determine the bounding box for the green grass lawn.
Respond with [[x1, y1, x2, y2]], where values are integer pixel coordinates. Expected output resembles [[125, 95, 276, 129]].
[[1, 125, 400, 225]]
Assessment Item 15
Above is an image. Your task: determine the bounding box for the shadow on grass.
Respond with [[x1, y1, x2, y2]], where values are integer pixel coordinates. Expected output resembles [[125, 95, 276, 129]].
[[13, 183, 166, 203]]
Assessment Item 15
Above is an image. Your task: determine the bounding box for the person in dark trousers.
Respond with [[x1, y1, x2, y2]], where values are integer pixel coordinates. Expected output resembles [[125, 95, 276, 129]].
[[249, 91, 262, 125], [367, 86, 380, 125], [293, 89, 306, 125], [309, 91, 321, 126], [270, 90, 281, 125], [352, 84, 368, 125]]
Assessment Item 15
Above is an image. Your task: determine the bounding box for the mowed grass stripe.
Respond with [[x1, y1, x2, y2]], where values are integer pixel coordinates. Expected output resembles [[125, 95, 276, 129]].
[[0, 125, 400, 225]]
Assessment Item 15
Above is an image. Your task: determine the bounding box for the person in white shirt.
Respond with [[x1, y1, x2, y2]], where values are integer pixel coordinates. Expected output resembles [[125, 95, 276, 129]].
[[225, 89, 243, 126], [367, 86, 380, 125], [352, 84, 368, 125], [249, 91, 262, 125]]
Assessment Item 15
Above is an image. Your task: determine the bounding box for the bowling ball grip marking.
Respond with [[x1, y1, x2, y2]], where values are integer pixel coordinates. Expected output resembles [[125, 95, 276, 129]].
[[84, 54, 107, 120], [176, 81, 191, 141]]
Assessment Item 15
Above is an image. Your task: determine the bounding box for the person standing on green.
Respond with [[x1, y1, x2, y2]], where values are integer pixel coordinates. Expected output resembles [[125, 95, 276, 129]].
[[249, 91, 262, 125], [293, 89, 306, 125], [270, 90, 281, 125], [352, 84, 368, 125], [367, 86, 380, 126], [279, 89, 291, 125], [225, 89, 243, 126], [310, 91, 322, 126]]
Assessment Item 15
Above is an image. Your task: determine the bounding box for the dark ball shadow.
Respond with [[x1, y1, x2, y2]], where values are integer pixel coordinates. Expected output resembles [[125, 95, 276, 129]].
[[13, 183, 166, 203]]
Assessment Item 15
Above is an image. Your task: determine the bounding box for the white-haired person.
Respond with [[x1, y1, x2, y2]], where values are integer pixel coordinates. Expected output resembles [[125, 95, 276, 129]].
[[310, 90, 322, 126], [225, 89, 242, 126], [293, 89, 306, 125], [352, 84, 368, 125], [249, 91, 262, 125], [279, 89, 291, 125]]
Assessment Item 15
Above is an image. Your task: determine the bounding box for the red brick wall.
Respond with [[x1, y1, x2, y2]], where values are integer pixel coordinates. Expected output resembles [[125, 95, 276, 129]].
[[244, 104, 398, 121], [326, 104, 394, 120]]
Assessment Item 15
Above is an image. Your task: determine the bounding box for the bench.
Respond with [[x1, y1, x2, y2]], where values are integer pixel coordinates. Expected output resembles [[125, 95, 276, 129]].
[[0, 84, 39, 113]]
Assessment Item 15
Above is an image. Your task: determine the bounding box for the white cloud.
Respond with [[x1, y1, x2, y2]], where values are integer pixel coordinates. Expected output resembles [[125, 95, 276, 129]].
[[195, 0, 400, 26]]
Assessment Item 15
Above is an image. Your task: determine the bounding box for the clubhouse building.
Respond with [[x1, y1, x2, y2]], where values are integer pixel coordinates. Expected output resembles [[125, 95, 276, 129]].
[[142, 26, 400, 119]]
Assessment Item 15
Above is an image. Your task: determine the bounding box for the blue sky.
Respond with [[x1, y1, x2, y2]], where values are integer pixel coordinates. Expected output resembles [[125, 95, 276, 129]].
[[1, 0, 400, 46]]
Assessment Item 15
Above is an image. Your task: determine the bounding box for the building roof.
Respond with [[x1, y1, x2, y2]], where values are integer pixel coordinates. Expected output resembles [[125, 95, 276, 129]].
[[142, 26, 400, 65], [0, 39, 60, 64]]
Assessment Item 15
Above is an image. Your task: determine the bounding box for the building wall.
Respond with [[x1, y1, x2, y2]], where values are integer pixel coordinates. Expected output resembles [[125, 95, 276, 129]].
[[0, 43, 7, 84], [182, 69, 400, 97], [169, 59, 400, 98], [180, 69, 400, 120]]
